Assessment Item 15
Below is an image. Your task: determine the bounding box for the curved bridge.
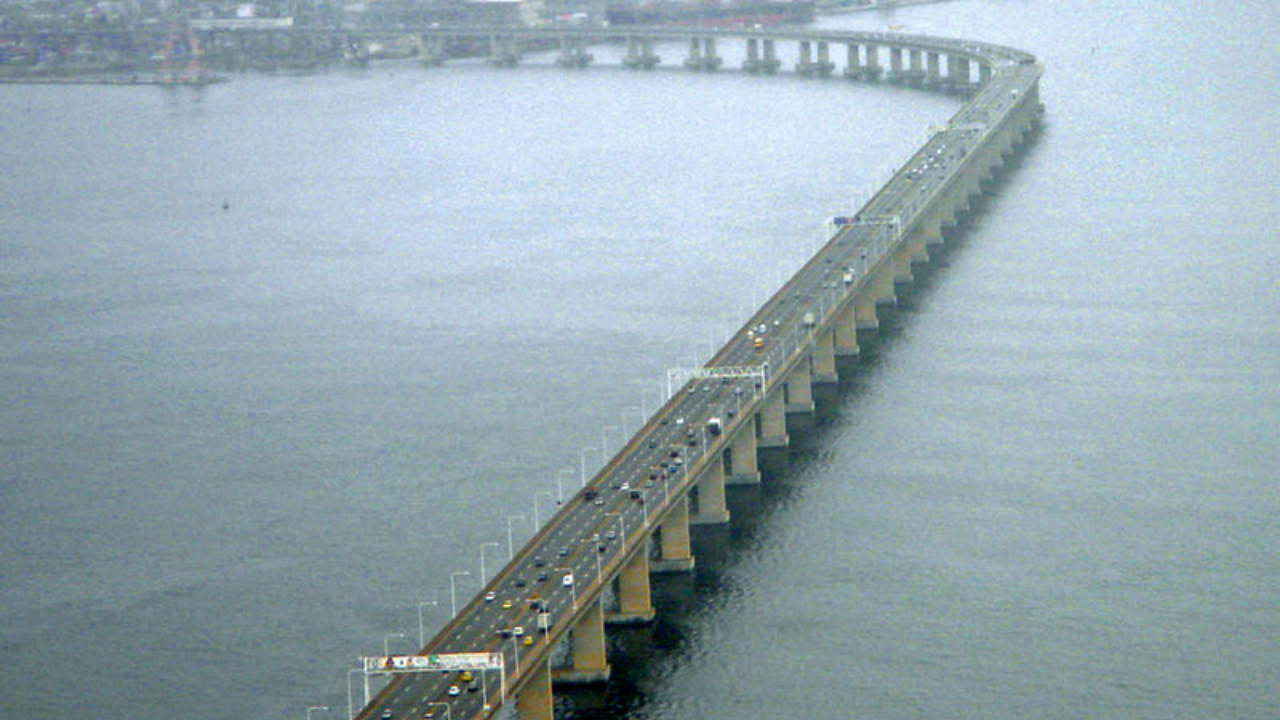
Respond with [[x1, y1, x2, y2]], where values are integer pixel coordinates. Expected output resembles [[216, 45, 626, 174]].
[[350, 26, 1043, 720]]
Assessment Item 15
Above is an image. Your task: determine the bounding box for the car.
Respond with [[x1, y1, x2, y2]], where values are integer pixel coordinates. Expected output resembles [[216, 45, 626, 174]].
[[660, 418, 669, 426], [514, 577, 526, 587], [468, 682, 480, 693], [606, 530, 616, 540], [648, 441, 657, 449], [598, 544, 607, 553], [619, 483, 629, 492], [423, 711, 435, 719], [533, 557, 545, 567], [591, 533, 600, 542], [537, 571, 549, 582], [557, 547, 569, 557], [593, 498, 605, 506], [675, 417, 685, 425], [499, 628, 513, 638], [502, 599, 512, 609], [513, 626, 524, 637], [460, 671, 473, 682], [484, 591, 496, 602], [448, 685, 460, 696], [381, 711, 394, 720], [562, 573, 574, 587], [523, 635, 534, 646]]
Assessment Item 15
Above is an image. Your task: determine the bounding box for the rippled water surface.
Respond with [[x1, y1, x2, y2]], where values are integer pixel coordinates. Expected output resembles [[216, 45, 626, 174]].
[[2, 1, 1278, 718]]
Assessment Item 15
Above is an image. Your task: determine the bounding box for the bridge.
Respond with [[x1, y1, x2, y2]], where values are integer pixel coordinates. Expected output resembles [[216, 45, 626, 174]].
[[323, 26, 1045, 720]]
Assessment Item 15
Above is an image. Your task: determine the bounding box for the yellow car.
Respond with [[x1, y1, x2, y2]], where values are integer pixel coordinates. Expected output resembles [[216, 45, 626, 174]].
[[501, 600, 512, 610], [522, 635, 534, 646], [460, 671, 473, 682]]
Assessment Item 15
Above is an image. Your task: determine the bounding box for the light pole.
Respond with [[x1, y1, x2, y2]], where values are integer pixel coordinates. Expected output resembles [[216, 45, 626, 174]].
[[556, 566, 577, 611], [506, 514, 526, 559], [534, 491, 553, 528], [307, 705, 329, 720], [584, 538, 602, 579], [417, 599, 437, 647], [601, 425, 618, 457], [426, 702, 451, 720], [449, 571, 471, 617], [608, 511, 625, 542], [580, 446, 598, 487], [480, 541, 500, 585], [559, 469, 575, 504], [346, 668, 362, 720], [623, 406, 642, 436], [510, 635, 521, 676], [383, 632, 405, 658]]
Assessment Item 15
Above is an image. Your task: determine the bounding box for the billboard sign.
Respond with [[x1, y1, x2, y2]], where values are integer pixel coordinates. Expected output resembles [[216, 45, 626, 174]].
[[362, 652, 503, 675]]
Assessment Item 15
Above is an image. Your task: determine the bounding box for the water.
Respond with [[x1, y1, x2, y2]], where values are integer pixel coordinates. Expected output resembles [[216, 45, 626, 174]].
[[2, 1, 1278, 718]]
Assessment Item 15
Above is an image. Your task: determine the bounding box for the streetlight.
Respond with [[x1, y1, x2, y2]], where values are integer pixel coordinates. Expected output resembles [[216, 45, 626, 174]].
[[580, 446, 597, 487], [417, 599, 438, 647], [623, 406, 642, 436], [559, 469, 575, 504], [307, 706, 329, 720], [601, 424, 619, 457], [506, 514, 526, 558], [608, 511, 625, 542], [383, 632, 406, 658], [480, 541, 500, 585], [557, 566, 577, 611], [534, 491, 553, 528], [346, 668, 363, 719], [583, 537, 602, 579], [426, 702, 451, 720], [449, 571, 471, 617]]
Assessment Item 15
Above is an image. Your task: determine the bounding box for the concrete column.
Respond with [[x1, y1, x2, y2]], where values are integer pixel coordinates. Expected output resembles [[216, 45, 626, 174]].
[[758, 387, 788, 448], [953, 56, 971, 85], [816, 41, 833, 75], [652, 497, 694, 572], [846, 42, 858, 69], [763, 38, 779, 72], [516, 658, 553, 720], [813, 328, 837, 384], [683, 36, 701, 69], [864, 44, 880, 75], [873, 265, 898, 307], [703, 37, 722, 70], [892, 245, 915, 286], [690, 454, 729, 525], [909, 48, 922, 73], [854, 287, 879, 339], [744, 37, 760, 71], [558, 599, 609, 683], [978, 61, 992, 84], [727, 416, 760, 485], [926, 51, 941, 84], [607, 550, 655, 625], [906, 233, 931, 265], [785, 358, 815, 414], [834, 304, 859, 358], [889, 46, 903, 75]]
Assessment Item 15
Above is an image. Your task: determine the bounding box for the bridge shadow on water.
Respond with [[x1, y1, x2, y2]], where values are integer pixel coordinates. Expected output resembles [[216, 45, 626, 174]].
[[550, 115, 1045, 720]]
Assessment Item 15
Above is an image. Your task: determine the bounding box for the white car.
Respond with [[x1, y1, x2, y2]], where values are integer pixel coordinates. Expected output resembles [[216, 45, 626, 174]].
[[562, 573, 574, 587], [447, 685, 460, 696], [484, 591, 496, 602]]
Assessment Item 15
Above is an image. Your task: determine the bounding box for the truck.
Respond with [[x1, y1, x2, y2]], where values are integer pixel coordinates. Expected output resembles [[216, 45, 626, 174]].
[[537, 610, 552, 633], [842, 267, 855, 285], [802, 312, 816, 327], [706, 417, 723, 436]]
